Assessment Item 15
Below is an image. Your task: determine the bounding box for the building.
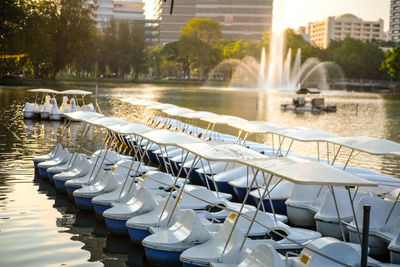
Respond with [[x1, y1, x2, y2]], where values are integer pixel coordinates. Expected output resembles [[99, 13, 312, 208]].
[[94, 0, 145, 30], [390, 0, 400, 42], [93, 0, 160, 44], [157, 0, 273, 44], [306, 14, 385, 49]]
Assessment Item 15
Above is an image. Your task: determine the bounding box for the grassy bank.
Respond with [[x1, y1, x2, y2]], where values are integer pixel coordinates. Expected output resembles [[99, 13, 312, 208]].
[[0, 76, 229, 88]]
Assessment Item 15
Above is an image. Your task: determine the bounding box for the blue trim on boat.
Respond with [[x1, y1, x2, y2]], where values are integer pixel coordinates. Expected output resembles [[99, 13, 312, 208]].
[[182, 262, 204, 267], [54, 180, 66, 190], [66, 185, 79, 194], [251, 195, 288, 215], [33, 161, 39, 168], [214, 180, 234, 195], [93, 203, 111, 215], [74, 196, 93, 209], [39, 168, 48, 178], [48, 172, 55, 181], [186, 168, 203, 185], [127, 227, 151, 245], [147, 150, 158, 163], [105, 218, 128, 235], [144, 247, 182, 266], [233, 186, 255, 204]]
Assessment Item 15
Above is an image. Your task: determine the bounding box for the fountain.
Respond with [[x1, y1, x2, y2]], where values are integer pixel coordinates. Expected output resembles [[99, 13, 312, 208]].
[[208, 1, 342, 91]]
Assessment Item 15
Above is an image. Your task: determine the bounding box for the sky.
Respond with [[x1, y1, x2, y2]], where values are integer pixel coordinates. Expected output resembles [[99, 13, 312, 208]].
[[273, 0, 390, 32]]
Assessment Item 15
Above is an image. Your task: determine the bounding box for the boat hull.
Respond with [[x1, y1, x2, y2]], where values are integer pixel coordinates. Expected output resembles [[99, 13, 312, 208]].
[[316, 219, 349, 240], [93, 203, 111, 215], [286, 205, 315, 227], [39, 168, 48, 178], [127, 227, 151, 245], [144, 247, 182, 267], [390, 249, 400, 264], [54, 180, 66, 192], [252, 196, 288, 215], [105, 218, 128, 235], [74, 196, 93, 210]]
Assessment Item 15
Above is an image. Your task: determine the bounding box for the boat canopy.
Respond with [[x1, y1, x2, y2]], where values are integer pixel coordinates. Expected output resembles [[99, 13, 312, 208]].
[[182, 111, 218, 120], [28, 88, 59, 94], [163, 107, 195, 117], [325, 136, 400, 155], [228, 121, 282, 134], [239, 156, 378, 187], [177, 141, 266, 162], [105, 122, 153, 135], [63, 111, 104, 122], [61, 90, 92, 95], [120, 97, 138, 103], [201, 115, 248, 125], [85, 117, 128, 127], [139, 129, 202, 146], [296, 88, 321, 94], [148, 103, 178, 111], [135, 100, 161, 107], [121, 98, 144, 105], [275, 126, 338, 142]]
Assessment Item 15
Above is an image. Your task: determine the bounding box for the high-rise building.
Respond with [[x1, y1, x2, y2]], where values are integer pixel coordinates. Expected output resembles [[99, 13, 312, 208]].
[[93, 0, 160, 44], [157, 0, 273, 44], [390, 0, 400, 42], [306, 14, 385, 49], [94, 0, 145, 30]]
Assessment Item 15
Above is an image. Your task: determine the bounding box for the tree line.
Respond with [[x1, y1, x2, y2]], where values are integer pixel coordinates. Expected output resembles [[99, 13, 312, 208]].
[[1, 1, 400, 82]]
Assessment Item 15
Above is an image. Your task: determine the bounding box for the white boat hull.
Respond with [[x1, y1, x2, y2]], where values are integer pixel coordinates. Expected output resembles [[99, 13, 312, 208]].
[[286, 205, 316, 227], [316, 219, 348, 240], [24, 111, 35, 119], [41, 112, 50, 120]]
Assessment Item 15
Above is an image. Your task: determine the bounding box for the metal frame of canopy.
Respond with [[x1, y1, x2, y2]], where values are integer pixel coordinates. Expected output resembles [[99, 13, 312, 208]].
[[271, 126, 339, 160], [60, 90, 92, 106], [123, 129, 204, 225], [212, 156, 378, 266], [228, 121, 282, 155], [179, 111, 218, 136], [201, 115, 248, 141], [161, 107, 195, 131], [28, 88, 59, 105], [65, 116, 131, 184], [161, 141, 266, 226]]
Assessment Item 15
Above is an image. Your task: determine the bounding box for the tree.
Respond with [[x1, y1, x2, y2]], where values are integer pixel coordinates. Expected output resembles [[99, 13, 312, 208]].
[[131, 22, 147, 79], [52, 0, 96, 78], [179, 18, 222, 79], [332, 37, 385, 79], [381, 48, 400, 80], [223, 40, 251, 59]]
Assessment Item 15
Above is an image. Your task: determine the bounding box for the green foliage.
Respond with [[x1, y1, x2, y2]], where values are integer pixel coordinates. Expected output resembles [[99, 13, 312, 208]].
[[179, 18, 222, 79], [381, 47, 400, 80], [332, 37, 385, 79]]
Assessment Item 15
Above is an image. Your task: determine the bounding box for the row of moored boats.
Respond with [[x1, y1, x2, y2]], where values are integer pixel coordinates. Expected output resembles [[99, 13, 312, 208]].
[[32, 97, 400, 267], [23, 88, 95, 120]]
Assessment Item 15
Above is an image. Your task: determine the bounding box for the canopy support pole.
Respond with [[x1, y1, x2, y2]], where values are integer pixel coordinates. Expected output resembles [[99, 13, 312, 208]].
[[330, 186, 347, 241], [347, 186, 361, 244], [385, 191, 400, 224]]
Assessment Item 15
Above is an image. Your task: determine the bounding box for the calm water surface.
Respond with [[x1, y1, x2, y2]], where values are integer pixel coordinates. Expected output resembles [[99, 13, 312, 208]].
[[0, 84, 399, 266]]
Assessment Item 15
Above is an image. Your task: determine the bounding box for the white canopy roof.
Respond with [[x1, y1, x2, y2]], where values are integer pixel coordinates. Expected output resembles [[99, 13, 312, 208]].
[[139, 129, 202, 146], [163, 107, 195, 117], [105, 122, 153, 135], [239, 156, 378, 187], [63, 111, 104, 121], [228, 121, 282, 134], [148, 103, 178, 111], [28, 88, 59, 94], [177, 141, 265, 162], [326, 136, 400, 155], [201, 115, 248, 125], [120, 97, 139, 103], [182, 111, 218, 120], [135, 100, 161, 107], [85, 117, 128, 127], [61, 90, 92, 95], [276, 127, 338, 142], [121, 98, 144, 105]]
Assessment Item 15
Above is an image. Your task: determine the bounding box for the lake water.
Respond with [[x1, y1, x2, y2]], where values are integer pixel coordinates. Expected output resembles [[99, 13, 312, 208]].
[[0, 84, 399, 266]]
